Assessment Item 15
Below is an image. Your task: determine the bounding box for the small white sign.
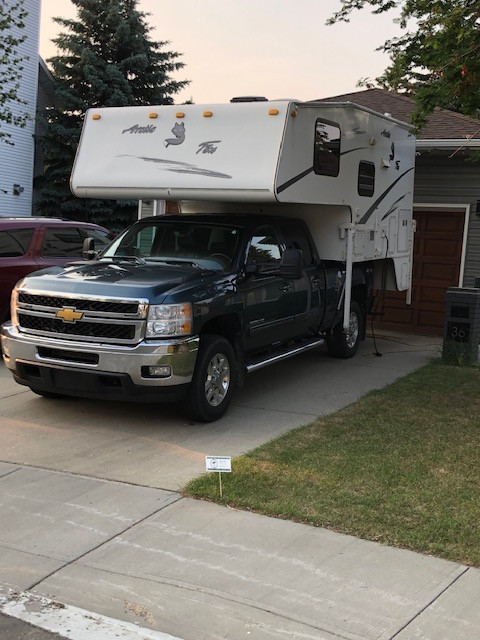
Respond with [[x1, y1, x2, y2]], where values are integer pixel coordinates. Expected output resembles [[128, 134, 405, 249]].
[[206, 456, 232, 472]]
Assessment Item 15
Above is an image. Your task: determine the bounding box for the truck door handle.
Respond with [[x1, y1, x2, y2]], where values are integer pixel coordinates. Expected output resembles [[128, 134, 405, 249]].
[[311, 278, 320, 287], [279, 284, 292, 293]]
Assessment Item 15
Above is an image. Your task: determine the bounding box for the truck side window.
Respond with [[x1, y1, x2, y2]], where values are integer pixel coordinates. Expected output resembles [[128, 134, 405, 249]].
[[82, 228, 112, 251], [358, 160, 375, 197], [279, 222, 314, 266], [248, 226, 281, 264], [314, 118, 340, 177]]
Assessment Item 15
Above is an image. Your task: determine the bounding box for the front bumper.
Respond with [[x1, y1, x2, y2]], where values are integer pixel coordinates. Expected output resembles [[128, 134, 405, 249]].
[[1, 322, 199, 402]]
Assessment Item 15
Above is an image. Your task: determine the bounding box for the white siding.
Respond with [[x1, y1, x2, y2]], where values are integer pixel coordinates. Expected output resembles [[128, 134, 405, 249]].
[[0, 0, 40, 216]]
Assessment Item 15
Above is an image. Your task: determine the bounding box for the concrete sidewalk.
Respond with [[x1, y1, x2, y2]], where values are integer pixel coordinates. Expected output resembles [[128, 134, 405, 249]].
[[1, 462, 479, 640]]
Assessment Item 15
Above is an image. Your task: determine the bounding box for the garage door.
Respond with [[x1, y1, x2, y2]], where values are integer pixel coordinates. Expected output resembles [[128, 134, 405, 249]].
[[373, 209, 465, 335]]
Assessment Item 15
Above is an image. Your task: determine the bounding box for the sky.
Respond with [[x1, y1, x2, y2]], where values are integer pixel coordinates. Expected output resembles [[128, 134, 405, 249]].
[[38, 0, 402, 105]]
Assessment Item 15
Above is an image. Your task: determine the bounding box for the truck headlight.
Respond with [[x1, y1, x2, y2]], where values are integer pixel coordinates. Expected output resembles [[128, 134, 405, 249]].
[[146, 303, 192, 338], [10, 283, 22, 327]]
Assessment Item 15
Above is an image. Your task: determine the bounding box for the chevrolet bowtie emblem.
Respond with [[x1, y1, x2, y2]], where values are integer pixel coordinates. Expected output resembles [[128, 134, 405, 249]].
[[56, 307, 84, 323]]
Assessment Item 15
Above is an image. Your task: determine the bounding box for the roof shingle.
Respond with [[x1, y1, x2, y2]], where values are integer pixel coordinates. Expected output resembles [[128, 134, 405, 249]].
[[317, 89, 480, 140]]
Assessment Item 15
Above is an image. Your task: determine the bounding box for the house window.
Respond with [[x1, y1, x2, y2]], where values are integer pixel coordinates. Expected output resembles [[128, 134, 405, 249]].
[[314, 118, 340, 177], [358, 161, 375, 197]]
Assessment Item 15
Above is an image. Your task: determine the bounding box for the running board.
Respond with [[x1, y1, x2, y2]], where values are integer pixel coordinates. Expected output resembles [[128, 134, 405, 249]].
[[245, 337, 325, 373]]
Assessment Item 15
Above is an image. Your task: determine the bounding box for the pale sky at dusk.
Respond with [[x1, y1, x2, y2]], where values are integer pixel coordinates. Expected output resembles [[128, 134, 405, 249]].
[[39, 0, 401, 105]]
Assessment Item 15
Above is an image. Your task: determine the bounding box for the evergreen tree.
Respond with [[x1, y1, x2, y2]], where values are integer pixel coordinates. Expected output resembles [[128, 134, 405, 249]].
[[37, 0, 188, 229], [328, 0, 480, 129], [0, 0, 30, 145]]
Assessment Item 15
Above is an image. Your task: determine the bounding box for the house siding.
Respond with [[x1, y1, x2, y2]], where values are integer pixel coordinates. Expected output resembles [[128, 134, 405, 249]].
[[414, 154, 480, 287], [0, 0, 40, 217]]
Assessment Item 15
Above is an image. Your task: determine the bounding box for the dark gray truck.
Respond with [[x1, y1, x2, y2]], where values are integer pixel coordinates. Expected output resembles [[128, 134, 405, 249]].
[[1, 213, 372, 421]]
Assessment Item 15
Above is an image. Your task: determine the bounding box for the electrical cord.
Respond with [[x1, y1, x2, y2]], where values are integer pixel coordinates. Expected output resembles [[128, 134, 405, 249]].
[[370, 235, 390, 357]]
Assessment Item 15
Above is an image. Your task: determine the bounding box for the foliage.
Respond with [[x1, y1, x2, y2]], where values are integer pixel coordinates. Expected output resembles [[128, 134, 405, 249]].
[[328, 1, 480, 129], [37, 0, 189, 229], [0, 0, 30, 145]]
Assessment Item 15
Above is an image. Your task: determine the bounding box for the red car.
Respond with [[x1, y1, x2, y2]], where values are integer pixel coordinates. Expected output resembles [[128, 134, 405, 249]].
[[0, 217, 114, 323]]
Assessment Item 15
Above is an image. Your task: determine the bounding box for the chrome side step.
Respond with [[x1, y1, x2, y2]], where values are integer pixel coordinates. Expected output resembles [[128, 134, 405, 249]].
[[245, 337, 325, 373]]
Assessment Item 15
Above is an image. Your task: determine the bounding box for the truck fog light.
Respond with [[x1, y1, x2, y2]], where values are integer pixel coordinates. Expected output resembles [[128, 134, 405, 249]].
[[2, 343, 10, 361], [147, 365, 172, 378]]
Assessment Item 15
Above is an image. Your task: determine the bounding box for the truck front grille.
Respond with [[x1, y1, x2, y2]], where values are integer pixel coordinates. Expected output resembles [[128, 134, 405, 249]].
[[18, 293, 139, 315], [15, 290, 148, 345], [19, 314, 135, 340]]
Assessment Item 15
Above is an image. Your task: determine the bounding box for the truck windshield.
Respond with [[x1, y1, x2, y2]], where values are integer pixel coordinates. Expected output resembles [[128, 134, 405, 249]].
[[102, 221, 240, 271]]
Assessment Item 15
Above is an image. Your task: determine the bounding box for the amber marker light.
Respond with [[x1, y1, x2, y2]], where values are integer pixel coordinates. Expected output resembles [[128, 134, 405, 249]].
[[92, 114, 101, 120], [176, 112, 185, 118], [148, 112, 158, 119], [268, 109, 279, 116], [203, 111, 213, 117]]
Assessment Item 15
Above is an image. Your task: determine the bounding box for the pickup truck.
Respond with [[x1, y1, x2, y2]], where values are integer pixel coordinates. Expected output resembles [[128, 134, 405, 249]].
[[1, 214, 372, 421]]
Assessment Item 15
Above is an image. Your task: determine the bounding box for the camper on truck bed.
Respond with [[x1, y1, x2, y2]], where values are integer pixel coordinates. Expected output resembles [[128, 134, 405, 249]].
[[1, 100, 416, 422]]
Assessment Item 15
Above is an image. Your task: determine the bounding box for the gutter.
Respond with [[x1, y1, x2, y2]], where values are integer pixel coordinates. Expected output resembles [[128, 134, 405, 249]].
[[416, 138, 480, 151], [306, 100, 414, 129]]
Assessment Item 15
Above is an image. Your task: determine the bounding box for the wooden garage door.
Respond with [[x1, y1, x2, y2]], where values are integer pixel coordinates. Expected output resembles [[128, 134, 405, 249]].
[[373, 209, 465, 335]]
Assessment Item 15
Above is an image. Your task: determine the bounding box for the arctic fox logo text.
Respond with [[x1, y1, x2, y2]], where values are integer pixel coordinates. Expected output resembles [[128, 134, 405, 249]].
[[197, 140, 221, 154], [164, 122, 186, 147], [122, 124, 157, 134]]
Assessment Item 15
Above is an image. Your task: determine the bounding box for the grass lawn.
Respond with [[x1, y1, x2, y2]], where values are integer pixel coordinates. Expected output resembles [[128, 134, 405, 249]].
[[185, 361, 480, 566]]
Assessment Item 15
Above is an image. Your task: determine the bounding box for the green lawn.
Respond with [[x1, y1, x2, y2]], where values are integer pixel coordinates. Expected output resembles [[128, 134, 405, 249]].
[[185, 362, 480, 566]]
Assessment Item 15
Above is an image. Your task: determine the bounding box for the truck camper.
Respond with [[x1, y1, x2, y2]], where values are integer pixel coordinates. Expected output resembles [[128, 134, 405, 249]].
[[2, 99, 416, 421]]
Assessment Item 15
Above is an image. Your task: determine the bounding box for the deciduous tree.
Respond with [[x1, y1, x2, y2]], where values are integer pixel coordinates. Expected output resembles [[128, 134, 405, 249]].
[[0, 0, 30, 145], [328, 1, 480, 128]]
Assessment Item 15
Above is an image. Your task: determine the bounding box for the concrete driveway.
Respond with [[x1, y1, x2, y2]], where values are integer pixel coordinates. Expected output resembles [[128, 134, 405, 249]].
[[0, 331, 441, 491], [7, 331, 476, 640]]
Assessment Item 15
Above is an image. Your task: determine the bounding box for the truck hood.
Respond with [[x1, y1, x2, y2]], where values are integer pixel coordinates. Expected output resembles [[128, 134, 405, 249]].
[[19, 259, 218, 302]]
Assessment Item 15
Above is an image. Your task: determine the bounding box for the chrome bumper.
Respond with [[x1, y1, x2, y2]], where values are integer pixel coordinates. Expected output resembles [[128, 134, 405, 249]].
[[1, 322, 199, 388]]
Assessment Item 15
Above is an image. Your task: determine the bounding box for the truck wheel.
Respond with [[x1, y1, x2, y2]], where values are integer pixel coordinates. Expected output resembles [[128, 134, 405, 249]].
[[327, 300, 362, 359], [184, 334, 237, 422]]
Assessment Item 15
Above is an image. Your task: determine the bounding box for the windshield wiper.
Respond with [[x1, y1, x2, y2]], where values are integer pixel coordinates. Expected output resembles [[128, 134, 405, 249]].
[[104, 255, 147, 265], [159, 259, 202, 268]]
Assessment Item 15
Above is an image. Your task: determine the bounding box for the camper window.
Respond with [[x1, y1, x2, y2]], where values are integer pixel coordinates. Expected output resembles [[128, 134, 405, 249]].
[[314, 118, 340, 177], [358, 161, 375, 197]]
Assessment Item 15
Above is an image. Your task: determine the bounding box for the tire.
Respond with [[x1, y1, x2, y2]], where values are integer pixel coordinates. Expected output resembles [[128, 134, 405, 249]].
[[184, 334, 237, 422], [30, 388, 66, 399], [326, 300, 363, 359]]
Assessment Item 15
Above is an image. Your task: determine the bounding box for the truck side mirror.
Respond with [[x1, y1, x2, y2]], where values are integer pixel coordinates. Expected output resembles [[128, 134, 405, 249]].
[[280, 248, 303, 279], [82, 237, 96, 260], [245, 263, 259, 276]]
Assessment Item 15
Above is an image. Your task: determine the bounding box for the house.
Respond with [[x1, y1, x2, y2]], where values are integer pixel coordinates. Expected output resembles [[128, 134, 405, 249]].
[[0, 0, 41, 216], [320, 89, 480, 335]]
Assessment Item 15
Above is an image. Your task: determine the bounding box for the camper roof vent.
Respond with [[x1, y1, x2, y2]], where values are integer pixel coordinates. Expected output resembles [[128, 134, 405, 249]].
[[230, 96, 268, 102]]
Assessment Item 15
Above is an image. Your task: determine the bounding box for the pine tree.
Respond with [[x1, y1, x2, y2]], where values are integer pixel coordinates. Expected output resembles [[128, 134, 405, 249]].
[[37, 0, 188, 230]]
